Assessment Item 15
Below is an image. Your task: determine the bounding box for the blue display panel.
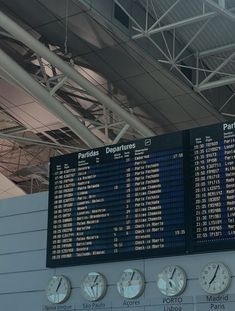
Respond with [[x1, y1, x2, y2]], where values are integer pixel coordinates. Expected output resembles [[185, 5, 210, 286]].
[[47, 132, 186, 267], [47, 121, 235, 267], [190, 122, 235, 251]]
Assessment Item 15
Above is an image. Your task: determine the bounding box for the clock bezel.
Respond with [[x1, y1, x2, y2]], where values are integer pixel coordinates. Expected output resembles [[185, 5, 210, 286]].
[[199, 262, 231, 294], [46, 275, 71, 304], [81, 272, 107, 301], [157, 265, 187, 297], [117, 268, 145, 299]]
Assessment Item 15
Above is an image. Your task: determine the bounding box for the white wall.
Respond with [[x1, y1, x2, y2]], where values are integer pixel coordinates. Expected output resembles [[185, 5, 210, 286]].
[[0, 191, 235, 311]]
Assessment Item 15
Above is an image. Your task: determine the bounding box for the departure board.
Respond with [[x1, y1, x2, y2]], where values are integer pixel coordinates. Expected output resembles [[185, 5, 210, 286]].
[[190, 122, 235, 251], [47, 132, 186, 267], [47, 121, 235, 268]]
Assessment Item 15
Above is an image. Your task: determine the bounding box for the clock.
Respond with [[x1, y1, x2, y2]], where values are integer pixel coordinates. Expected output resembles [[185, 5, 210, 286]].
[[157, 265, 187, 296], [117, 268, 145, 299], [46, 275, 71, 304], [199, 262, 231, 294], [81, 272, 107, 301]]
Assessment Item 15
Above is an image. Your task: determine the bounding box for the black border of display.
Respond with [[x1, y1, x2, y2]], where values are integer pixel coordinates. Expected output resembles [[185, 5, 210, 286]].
[[46, 122, 235, 268]]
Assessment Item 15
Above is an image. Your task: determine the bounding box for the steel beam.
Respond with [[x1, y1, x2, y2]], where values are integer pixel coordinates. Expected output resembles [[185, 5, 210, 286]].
[[198, 42, 235, 58], [0, 49, 103, 148], [148, 0, 181, 31], [202, 0, 235, 23], [219, 93, 235, 112], [0, 132, 80, 151], [0, 11, 154, 138], [222, 112, 235, 118], [195, 76, 235, 91], [113, 124, 130, 144], [115, 0, 144, 31], [199, 51, 235, 85], [174, 20, 209, 63], [132, 12, 215, 39]]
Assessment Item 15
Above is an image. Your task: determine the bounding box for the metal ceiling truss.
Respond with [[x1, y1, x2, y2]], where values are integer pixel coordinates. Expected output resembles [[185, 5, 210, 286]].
[[0, 136, 54, 188], [115, 0, 235, 113], [0, 49, 103, 148], [31, 54, 135, 144], [0, 11, 154, 150]]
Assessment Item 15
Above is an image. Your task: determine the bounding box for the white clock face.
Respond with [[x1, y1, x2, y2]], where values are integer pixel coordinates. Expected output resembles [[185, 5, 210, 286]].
[[117, 268, 145, 299], [199, 262, 231, 294], [157, 265, 187, 296], [81, 272, 107, 301], [46, 275, 71, 304]]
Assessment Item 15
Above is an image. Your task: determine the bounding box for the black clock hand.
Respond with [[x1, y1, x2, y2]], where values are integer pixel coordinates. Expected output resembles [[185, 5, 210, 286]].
[[130, 271, 135, 281], [170, 268, 176, 280], [56, 278, 62, 292], [209, 265, 219, 285], [169, 268, 176, 288], [89, 275, 99, 298], [91, 275, 99, 288]]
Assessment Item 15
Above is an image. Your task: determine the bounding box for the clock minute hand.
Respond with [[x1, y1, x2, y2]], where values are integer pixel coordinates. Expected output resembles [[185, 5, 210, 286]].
[[91, 275, 99, 288], [56, 278, 62, 292], [130, 271, 135, 282], [169, 268, 176, 280], [209, 265, 219, 285]]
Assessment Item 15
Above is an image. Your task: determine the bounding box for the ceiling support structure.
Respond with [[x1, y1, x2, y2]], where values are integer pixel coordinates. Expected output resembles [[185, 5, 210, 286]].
[[0, 132, 81, 151], [202, 0, 235, 23], [0, 11, 154, 138], [148, 0, 181, 31], [123, 0, 235, 109], [0, 49, 103, 148], [124, 0, 213, 91], [113, 124, 130, 144], [172, 20, 209, 64], [196, 76, 235, 91], [198, 51, 235, 86], [198, 42, 235, 58], [219, 93, 235, 112], [132, 12, 215, 39]]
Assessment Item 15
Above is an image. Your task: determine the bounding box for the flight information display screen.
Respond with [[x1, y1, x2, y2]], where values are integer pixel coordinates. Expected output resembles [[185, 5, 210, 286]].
[[190, 122, 235, 251], [47, 132, 187, 267], [47, 121, 235, 267]]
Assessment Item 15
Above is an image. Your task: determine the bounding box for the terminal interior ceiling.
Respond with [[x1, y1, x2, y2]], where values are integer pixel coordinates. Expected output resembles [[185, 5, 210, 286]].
[[0, 0, 234, 197]]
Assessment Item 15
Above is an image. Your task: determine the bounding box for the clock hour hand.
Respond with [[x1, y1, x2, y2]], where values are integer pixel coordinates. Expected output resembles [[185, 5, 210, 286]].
[[169, 268, 176, 288], [89, 275, 99, 298], [209, 265, 219, 285]]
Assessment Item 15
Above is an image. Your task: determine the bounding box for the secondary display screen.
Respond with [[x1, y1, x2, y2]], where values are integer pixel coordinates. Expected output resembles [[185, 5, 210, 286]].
[[190, 122, 235, 251], [46, 122, 235, 267]]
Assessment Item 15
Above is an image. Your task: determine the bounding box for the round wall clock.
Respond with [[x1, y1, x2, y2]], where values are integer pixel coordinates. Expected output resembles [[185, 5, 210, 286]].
[[46, 275, 71, 304], [81, 272, 107, 301], [157, 265, 187, 296], [199, 262, 231, 294], [117, 268, 145, 299]]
